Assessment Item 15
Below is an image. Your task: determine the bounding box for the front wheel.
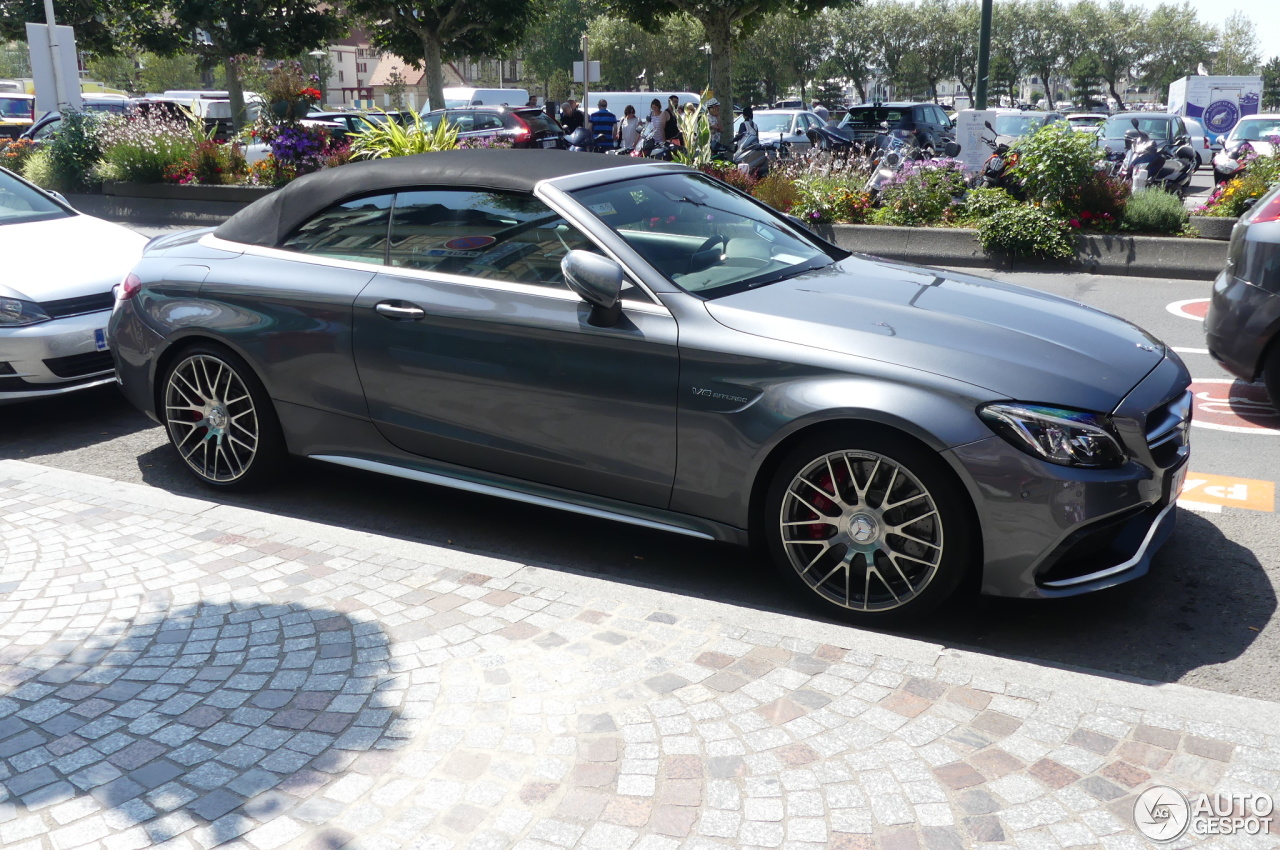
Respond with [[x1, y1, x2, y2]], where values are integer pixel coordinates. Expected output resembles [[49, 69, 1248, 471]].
[[161, 344, 285, 489], [762, 431, 974, 625]]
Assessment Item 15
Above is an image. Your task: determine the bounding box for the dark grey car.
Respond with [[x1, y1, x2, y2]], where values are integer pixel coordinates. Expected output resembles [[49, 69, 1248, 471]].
[[1205, 182, 1280, 408], [107, 150, 1191, 624]]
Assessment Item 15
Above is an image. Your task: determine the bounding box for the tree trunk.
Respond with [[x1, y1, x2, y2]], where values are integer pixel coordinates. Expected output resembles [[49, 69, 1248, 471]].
[[853, 78, 867, 103], [701, 10, 734, 147], [421, 32, 446, 112], [1107, 77, 1124, 110], [225, 55, 247, 133]]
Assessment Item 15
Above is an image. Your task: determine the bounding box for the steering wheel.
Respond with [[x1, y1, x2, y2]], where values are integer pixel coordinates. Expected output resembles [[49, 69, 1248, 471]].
[[688, 234, 728, 273]]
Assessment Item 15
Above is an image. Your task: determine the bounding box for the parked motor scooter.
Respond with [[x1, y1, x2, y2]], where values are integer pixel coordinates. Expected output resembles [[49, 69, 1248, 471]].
[[1117, 119, 1196, 196], [975, 121, 1023, 197], [565, 127, 612, 153]]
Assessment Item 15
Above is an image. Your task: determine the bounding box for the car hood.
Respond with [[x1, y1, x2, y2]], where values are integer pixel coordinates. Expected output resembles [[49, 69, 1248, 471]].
[[0, 213, 147, 303], [705, 255, 1165, 412]]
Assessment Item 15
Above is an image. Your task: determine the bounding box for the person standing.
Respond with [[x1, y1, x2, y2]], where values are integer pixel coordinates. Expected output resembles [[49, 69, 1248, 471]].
[[647, 98, 666, 146], [616, 104, 641, 151], [560, 99, 584, 134], [812, 103, 830, 124], [590, 99, 617, 149], [663, 95, 682, 145], [705, 98, 723, 139], [735, 105, 760, 147]]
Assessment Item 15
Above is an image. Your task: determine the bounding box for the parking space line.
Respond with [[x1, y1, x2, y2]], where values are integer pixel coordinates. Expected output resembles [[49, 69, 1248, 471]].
[[1171, 347, 1210, 355]]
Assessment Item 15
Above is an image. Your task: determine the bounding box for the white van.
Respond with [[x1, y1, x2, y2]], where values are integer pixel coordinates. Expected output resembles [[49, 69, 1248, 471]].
[[584, 91, 702, 122], [426, 87, 530, 111]]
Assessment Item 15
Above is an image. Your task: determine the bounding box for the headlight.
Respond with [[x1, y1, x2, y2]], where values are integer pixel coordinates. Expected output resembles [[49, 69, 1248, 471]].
[[979, 403, 1127, 468], [0, 297, 52, 327]]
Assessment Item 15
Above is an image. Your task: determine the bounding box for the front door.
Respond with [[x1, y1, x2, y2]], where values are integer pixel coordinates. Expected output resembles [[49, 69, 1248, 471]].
[[352, 188, 680, 508]]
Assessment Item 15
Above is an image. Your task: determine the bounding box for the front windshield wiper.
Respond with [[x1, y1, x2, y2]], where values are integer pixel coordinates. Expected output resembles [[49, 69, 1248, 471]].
[[744, 258, 833, 290]]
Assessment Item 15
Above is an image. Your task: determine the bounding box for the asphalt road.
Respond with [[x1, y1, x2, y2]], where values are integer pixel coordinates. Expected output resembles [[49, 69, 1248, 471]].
[[7, 223, 1278, 703]]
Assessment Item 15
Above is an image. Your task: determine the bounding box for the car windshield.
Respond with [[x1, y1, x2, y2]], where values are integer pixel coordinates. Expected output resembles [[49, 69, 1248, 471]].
[[840, 107, 909, 129], [750, 114, 794, 134], [1102, 116, 1170, 139], [1068, 115, 1104, 127], [0, 169, 70, 225], [0, 97, 33, 119], [1232, 119, 1280, 141], [571, 172, 834, 298], [994, 114, 1048, 136]]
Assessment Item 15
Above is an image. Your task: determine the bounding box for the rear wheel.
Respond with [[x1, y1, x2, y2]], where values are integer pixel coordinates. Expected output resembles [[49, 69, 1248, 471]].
[[763, 431, 974, 625], [161, 344, 284, 489]]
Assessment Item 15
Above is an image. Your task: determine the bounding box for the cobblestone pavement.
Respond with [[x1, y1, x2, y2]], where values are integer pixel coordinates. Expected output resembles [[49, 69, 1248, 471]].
[[1, 459, 1278, 850]]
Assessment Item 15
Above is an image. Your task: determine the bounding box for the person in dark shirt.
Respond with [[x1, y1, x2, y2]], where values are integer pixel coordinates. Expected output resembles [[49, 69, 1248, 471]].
[[589, 99, 617, 149], [560, 99, 585, 134]]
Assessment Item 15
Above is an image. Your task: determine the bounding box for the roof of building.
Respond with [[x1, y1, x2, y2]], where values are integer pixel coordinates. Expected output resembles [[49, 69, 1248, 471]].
[[213, 149, 658, 248]]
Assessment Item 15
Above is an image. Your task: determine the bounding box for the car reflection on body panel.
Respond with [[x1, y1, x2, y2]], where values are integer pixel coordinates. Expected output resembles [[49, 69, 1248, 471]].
[[108, 150, 1191, 624]]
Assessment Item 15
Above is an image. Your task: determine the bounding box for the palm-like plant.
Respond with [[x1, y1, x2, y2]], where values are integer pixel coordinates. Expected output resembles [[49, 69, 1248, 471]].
[[350, 112, 461, 159]]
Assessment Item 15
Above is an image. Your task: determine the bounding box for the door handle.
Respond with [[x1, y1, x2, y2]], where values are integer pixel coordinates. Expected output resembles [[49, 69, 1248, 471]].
[[375, 301, 426, 321]]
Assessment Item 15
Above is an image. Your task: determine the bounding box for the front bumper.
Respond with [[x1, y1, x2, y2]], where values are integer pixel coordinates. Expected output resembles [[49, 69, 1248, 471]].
[[0, 310, 116, 403], [950, 355, 1191, 599]]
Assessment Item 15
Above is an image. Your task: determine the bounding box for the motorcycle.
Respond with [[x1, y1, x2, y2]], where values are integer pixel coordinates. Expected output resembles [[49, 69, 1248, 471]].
[[862, 125, 959, 196], [1116, 119, 1196, 196], [565, 127, 613, 153], [975, 121, 1023, 198]]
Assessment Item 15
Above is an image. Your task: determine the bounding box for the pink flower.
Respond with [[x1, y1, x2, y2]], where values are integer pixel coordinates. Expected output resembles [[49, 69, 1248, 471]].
[[1068, 219, 1081, 228]]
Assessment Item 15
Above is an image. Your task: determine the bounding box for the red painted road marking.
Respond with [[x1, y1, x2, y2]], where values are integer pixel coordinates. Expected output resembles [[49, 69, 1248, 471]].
[[1166, 298, 1210, 321], [1188, 379, 1280, 434]]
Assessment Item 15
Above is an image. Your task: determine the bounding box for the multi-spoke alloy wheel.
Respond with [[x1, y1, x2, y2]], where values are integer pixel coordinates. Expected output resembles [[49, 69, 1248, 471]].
[[764, 433, 972, 622], [163, 349, 279, 487]]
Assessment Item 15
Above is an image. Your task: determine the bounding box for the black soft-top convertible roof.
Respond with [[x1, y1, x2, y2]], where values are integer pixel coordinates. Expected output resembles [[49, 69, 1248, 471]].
[[214, 149, 650, 248]]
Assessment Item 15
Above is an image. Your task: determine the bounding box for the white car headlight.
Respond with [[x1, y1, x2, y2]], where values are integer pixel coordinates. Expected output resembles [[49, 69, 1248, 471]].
[[979, 403, 1127, 468], [0, 297, 52, 327]]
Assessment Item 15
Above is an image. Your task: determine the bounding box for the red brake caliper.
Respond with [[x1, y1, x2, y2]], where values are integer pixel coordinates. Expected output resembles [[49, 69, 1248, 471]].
[[808, 472, 837, 539]]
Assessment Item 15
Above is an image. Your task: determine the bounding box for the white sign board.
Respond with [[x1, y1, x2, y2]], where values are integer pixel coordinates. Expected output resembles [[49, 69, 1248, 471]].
[[573, 61, 600, 84], [25, 22, 81, 112], [954, 109, 998, 175]]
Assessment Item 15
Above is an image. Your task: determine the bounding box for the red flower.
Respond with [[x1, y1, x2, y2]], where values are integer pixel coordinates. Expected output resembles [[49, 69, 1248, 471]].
[[1068, 219, 1081, 228]]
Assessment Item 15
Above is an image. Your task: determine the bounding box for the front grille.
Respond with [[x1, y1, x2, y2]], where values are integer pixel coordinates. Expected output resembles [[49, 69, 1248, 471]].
[[1035, 503, 1158, 586], [43, 350, 114, 378], [1145, 390, 1192, 468], [41, 292, 115, 319]]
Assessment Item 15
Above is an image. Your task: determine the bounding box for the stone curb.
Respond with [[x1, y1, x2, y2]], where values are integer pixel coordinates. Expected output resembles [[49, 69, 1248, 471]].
[[3, 457, 1278, 737], [824, 225, 1227, 281]]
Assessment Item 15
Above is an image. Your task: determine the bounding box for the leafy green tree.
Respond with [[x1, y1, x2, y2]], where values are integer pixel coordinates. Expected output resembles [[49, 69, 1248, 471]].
[[0, 0, 178, 57], [757, 10, 828, 103], [0, 40, 31, 77], [85, 55, 143, 92], [1020, 0, 1066, 106], [1137, 2, 1213, 93], [600, 0, 851, 146], [915, 0, 959, 103], [1212, 11, 1261, 76], [523, 0, 601, 98], [349, 0, 539, 113], [1263, 57, 1280, 112], [868, 0, 922, 98], [1069, 52, 1104, 109], [990, 0, 1028, 104], [587, 13, 707, 93], [1069, 0, 1142, 110], [140, 53, 205, 93], [824, 5, 875, 103], [950, 0, 979, 104]]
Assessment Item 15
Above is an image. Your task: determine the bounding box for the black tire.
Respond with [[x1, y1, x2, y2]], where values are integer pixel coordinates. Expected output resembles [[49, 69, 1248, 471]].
[[761, 429, 975, 626], [1264, 343, 1280, 415], [160, 342, 286, 490]]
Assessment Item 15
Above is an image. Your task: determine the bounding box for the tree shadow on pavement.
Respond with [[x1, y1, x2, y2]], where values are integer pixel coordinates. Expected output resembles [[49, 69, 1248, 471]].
[[0, 601, 405, 847]]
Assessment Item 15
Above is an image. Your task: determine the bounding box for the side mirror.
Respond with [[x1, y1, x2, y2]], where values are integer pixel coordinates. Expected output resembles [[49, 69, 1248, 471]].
[[1242, 197, 1259, 211], [1130, 118, 1139, 129], [562, 250, 623, 327], [943, 141, 961, 157], [983, 120, 995, 132]]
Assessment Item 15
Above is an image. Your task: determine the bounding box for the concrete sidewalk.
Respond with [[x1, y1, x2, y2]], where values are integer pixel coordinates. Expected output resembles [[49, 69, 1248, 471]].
[[0, 458, 1276, 850]]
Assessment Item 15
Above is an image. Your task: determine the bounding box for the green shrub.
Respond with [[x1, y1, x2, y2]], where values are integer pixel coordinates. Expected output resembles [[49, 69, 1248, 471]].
[[978, 205, 1075, 260], [876, 160, 967, 226], [42, 110, 103, 192], [1197, 152, 1280, 217], [20, 148, 55, 188], [1121, 188, 1188, 234], [792, 178, 873, 224], [752, 173, 799, 213], [350, 112, 460, 159], [1010, 121, 1100, 214], [958, 187, 1018, 222]]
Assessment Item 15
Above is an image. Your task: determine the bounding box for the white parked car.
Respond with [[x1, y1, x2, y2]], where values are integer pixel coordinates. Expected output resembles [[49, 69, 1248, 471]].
[[734, 109, 829, 151], [1213, 113, 1280, 184], [0, 167, 147, 403]]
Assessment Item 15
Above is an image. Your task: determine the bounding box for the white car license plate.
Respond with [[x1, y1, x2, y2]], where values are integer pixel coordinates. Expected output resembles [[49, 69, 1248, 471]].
[[94, 328, 109, 351], [540, 139, 558, 149], [1167, 463, 1187, 503]]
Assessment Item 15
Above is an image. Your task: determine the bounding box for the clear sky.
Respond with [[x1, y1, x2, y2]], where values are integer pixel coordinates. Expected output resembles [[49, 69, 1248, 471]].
[[1126, 0, 1279, 64]]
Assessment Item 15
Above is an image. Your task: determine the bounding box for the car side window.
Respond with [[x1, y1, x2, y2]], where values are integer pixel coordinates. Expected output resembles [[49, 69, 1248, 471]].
[[387, 189, 600, 291], [280, 194, 394, 263], [447, 111, 475, 132], [33, 120, 59, 140], [473, 113, 505, 132]]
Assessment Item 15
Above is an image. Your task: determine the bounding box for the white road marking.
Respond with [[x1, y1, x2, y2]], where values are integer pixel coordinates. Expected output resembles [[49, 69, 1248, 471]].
[[1171, 347, 1210, 355]]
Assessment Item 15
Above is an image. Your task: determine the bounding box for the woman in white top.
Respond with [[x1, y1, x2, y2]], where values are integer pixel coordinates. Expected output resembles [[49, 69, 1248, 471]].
[[616, 104, 642, 150], [646, 98, 666, 146]]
